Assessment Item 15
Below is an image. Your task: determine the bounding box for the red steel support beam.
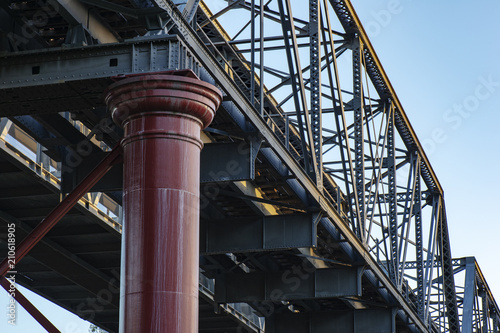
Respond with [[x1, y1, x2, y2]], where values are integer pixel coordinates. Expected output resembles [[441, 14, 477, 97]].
[[1, 277, 61, 333], [0, 145, 122, 277], [105, 70, 221, 333]]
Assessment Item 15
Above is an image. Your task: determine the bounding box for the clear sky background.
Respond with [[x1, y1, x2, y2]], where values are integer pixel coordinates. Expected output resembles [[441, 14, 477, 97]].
[[2, 0, 500, 332], [1, 285, 93, 332], [352, 0, 500, 300]]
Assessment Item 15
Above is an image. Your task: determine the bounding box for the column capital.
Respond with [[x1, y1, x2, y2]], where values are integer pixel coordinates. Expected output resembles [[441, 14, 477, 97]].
[[105, 71, 222, 129], [106, 70, 221, 332]]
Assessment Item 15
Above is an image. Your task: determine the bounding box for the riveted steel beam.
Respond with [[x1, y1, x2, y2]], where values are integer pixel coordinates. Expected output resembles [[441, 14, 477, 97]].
[[438, 200, 460, 333], [0, 35, 196, 89], [156, 1, 428, 331], [330, 0, 441, 195], [351, 36, 365, 242], [310, 0, 322, 188], [215, 267, 362, 303], [200, 139, 261, 183], [0, 37, 200, 116], [266, 308, 396, 333], [201, 213, 316, 254], [387, 104, 398, 285]]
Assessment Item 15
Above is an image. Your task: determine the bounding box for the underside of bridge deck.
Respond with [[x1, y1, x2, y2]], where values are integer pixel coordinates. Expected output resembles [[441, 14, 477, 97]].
[[0, 1, 498, 333]]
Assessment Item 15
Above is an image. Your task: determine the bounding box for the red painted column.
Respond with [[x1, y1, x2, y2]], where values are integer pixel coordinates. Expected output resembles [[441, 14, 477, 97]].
[[105, 71, 221, 333]]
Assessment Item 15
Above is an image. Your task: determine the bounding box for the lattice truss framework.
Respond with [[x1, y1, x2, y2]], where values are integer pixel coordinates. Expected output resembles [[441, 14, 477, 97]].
[[1, 0, 499, 332], [196, 0, 458, 331]]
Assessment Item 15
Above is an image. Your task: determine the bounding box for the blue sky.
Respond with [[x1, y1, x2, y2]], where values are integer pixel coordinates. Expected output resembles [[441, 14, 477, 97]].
[[2, 0, 500, 331], [353, 0, 500, 299], [1, 285, 92, 332]]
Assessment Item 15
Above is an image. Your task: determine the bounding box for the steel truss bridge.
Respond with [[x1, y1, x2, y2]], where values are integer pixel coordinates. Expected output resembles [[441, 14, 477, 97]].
[[0, 0, 497, 332]]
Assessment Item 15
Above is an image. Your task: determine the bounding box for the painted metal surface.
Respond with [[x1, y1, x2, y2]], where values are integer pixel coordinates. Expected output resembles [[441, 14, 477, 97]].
[[55, 0, 119, 44], [0, 36, 198, 91], [267, 308, 396, 333], [201, 214, 316, 254], [105, 71, 221, 333], [0, 0, 498, 331], [0, 145, 122, 277], [216, 267, 362, 303]]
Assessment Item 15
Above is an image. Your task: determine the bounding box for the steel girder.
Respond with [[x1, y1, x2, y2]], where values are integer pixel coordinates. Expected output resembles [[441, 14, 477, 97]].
[[0, 36, 199, 91], [267, 309, 396, 333], [309, 0, 322, 188], [0, 0, 494, 332], [351, 36, 365, 242], [215, 267, 362, 303], [454, 257, 498, 333], [386, 104, 399, 287], [276, 0, 318, 182], [413, 153, 424, 320], [438, 202, 460, 332], [0, 3, 435, 333], [405, 257, 500, 332], [188, 1, 459, 331], [201, 214, 317, 254]]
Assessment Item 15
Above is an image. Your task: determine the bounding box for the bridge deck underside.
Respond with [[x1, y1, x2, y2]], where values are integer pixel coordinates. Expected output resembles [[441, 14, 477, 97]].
[[0, 134, 265, 332], [1, 1, 499, 333], [0, 75, 413, 331], [0, 2, 429, 332]]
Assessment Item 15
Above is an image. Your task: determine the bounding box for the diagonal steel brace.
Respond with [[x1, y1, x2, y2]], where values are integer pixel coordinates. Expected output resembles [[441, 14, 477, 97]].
[[1, 277, 61, 332], [0, 144, 122, 277], [0, 145, 122, 332]]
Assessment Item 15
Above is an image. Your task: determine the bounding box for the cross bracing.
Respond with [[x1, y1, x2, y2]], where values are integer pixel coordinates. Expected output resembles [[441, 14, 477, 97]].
[[0, 0, 497, 332]]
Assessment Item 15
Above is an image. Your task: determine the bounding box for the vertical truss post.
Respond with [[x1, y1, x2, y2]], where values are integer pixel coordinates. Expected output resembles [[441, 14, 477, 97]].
[[423, 195, 439, 325], [352, 36, 366, 242], [413, 153, 424, 320], [310, 0, 322, 189], [285, 115, 290, 150], [320, 0, 357, 225], [482, 291, 489, 332], [259, 0, 264, 114], [398, 151, 417, 282], [36, 143, 49, 169], [386, 103, 398, 284], [250, 0, 256, 105], [438, 199, 460, 333], [277, 0, 318, 181]]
